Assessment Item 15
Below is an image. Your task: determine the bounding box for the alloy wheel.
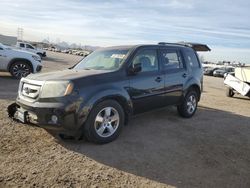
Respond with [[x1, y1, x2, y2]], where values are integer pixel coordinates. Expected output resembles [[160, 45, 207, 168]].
[[12, 63, 31, 78], [186, 94, 197, 114], [94, 107, 120, 138]]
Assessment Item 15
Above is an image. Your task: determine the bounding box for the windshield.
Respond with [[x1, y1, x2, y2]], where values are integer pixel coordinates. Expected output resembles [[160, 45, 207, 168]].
[[74, 48, 130, 71]]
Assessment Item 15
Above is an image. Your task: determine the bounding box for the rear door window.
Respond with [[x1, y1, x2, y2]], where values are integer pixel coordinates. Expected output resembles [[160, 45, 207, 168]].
[[160, 49, 184, 72]]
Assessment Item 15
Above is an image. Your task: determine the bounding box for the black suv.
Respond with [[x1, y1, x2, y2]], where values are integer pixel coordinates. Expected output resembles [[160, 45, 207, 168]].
[[8, 42, 210, 143]]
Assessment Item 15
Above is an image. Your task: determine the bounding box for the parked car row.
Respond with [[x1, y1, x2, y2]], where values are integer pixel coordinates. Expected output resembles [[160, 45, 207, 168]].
[[45, 47, 90, 57], [203, 66, 235, 77]]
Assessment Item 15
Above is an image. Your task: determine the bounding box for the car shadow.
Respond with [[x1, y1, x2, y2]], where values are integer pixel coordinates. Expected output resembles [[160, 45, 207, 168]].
[[58, 106, 250, 188], [232, 95, 250, 101]]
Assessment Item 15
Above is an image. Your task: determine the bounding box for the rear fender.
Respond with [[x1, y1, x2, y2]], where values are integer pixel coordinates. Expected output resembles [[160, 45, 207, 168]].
[[183, 78, 202, 100]]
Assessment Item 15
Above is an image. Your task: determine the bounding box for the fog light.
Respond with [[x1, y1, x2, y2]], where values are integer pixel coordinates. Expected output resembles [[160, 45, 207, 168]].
[[51, 115, 58, 124]]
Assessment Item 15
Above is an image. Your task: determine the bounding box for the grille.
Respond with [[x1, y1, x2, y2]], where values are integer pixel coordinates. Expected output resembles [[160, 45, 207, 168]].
[[19, 79, 44, 102], [22, 83, 41, 99]]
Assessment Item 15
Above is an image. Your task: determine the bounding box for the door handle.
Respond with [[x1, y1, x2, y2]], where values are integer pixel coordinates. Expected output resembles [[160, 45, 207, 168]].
[[155, 77, 162, 82], [182, 73, 187, 78]]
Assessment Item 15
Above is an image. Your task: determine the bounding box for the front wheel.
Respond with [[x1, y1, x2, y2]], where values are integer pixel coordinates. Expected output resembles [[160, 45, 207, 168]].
[[9, 61, 32, 79], [177, 90, 198, 118], [226, 87, 234, 97], [83, 100, 125, 144]]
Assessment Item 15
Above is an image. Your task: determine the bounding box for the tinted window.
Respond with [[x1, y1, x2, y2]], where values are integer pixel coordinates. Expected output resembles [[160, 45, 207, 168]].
[[161, 49, 183, 70], [132, 49, 158, 72], [26, 44, 34, 49], [184, 49, 200, 68], [20, 43, 25, 48]]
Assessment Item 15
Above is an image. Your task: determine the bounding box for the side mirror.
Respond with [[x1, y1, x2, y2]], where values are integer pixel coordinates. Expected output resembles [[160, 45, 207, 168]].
[[129, 63, 142, 75]]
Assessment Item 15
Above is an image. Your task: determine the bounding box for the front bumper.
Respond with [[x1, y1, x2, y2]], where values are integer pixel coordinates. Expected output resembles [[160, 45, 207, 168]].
[[7, 101, 80, 136], [36, 65, 42, 72]]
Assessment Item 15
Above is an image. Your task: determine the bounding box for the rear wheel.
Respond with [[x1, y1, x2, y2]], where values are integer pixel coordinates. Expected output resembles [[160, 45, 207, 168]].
[[177, 90, 198, 118], [9, 61, 32, 79], [83, 100, 125, 144], [226, 87, 234, 97]]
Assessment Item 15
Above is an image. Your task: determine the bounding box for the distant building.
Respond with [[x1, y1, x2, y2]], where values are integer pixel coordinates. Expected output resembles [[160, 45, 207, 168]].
[[0, 34, 17, 46]]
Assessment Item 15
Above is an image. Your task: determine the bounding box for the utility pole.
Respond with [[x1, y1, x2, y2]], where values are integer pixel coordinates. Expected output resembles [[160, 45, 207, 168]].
[[17, 27, 23, 41]]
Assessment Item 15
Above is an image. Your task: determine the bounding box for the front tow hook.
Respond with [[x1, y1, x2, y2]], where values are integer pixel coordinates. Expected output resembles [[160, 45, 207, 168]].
[[7, 102, 19, 118]]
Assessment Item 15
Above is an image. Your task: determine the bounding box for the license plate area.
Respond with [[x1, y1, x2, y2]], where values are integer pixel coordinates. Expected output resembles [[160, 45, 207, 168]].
[[17, 108, 28, 123]]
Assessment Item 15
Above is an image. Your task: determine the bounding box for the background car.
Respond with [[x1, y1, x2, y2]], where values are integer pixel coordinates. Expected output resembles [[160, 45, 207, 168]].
[[8, 42, 210, 143], [16, 42, 46, 58], [204, 67, 219, 76], [0, 43, 42, 78], [213, 67, 235, 77]]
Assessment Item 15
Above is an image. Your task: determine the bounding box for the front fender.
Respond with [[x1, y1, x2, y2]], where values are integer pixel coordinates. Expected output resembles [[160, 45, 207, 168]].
[[76, 87, 133, 128]]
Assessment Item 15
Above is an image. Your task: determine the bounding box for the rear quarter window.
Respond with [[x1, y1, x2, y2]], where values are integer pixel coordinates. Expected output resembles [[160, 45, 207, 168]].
[[183, 49, 200, 68]]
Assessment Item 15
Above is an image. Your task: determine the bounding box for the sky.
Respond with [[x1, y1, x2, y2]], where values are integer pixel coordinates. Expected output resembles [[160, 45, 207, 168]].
[[0, 0, 250, 63]]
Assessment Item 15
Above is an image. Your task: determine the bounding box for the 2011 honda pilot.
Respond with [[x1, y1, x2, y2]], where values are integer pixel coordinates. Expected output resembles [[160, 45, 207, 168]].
[[8, 42, 210, 143]]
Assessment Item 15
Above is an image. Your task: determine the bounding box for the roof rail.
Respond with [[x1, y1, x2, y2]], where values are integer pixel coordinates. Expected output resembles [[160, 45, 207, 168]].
[[158, 42, 211, 52], [158, 42, 181, 46]]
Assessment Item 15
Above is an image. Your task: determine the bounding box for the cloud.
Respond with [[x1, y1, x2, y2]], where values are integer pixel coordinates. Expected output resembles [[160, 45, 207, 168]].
[[0, 0, 250, 62]]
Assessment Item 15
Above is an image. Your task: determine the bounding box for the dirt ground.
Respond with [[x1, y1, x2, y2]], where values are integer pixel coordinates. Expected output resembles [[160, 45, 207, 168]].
[[0, 52, 250, 188]]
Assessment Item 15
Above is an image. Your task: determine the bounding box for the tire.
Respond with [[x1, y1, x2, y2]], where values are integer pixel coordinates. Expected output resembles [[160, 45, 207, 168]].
[[9, 61, 32, 79], [177, 90, 198, 118], [37, 53, 43, 58], [226, 87, 234, 97], [83, 100, 125, 144]]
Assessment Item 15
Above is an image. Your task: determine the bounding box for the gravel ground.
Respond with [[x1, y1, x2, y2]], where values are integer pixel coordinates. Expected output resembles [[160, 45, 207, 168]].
[[0, 52, 250, 188]]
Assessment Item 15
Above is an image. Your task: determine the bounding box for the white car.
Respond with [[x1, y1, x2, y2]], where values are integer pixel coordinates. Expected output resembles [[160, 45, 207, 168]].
[[16, 42, 46, 58], [0, 43, 42, 78]]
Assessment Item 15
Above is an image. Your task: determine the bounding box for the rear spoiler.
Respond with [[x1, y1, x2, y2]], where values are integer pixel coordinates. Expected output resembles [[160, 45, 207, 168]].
[[177, 42, 211, 52], [158, 42, 211, 52]]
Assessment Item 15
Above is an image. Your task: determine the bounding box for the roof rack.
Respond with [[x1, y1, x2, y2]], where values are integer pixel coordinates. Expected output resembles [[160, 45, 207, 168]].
[[158, 42, 211, 52], [158, 42, 182, 46]]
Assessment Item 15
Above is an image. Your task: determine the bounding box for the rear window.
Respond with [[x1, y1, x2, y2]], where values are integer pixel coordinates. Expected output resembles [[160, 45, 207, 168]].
[[183, 49, 200, 68]]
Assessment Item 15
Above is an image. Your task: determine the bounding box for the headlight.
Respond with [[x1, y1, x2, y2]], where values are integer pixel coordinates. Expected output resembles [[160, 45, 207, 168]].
[[32, 55, 41, 61], [40, 81, 74, 98]]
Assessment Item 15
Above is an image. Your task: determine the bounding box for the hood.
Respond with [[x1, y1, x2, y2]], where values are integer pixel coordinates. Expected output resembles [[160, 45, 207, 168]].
[[9, 47, 38, 56], [26, 69, 109, 81]]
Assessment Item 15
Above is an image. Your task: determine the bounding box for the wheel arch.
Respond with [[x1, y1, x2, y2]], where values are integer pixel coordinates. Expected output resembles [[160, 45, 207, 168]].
[[93, 95, 133, 125], [184, 83, 201, 101], [77, 89, 133, 128], [8, 58, 34, 73]]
